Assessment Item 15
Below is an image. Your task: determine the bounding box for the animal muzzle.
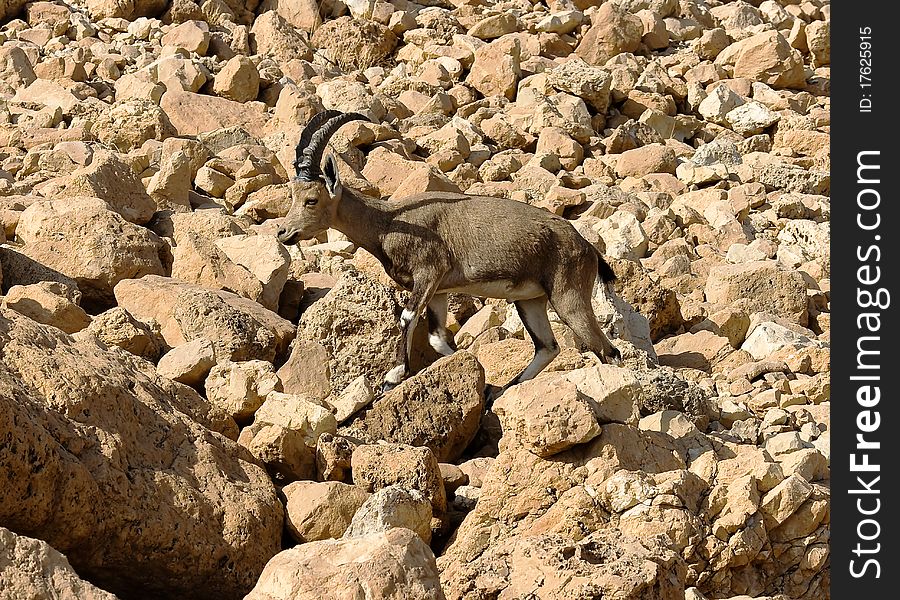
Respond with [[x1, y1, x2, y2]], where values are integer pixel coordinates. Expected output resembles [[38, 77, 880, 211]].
[[276, 227, 300, 245]]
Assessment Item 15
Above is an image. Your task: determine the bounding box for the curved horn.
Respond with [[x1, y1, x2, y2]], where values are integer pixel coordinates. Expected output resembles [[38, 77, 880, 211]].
[[294, 110, 342, 174], [295, 111, 370, 180]]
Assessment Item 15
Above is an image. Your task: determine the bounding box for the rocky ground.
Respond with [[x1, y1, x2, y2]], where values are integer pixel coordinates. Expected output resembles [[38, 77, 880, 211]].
[[0, 0, 829, 599]]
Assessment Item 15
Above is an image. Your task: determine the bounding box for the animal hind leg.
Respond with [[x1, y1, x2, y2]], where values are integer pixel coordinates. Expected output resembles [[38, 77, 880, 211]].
[[509, 296, 560, 386], [549, 286, 620, 363], [426, 293, 457, 356]]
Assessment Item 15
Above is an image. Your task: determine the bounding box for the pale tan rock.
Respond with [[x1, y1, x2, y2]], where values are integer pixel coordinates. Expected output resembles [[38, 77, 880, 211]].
[[161, 20, 210, 54], [467, 36, 520, 100], [160, 89, 269, 138], [594, 211, 649, 260], [705, 261, 809, 326], [330, 375, 374, 423], [494, 377, 601, 457], [245, 528, 445, 600], [352, 443, 447, 525], [311, 15, 397, 72], [250, 10, 313, 62], [205, 359, 280, 422], [213, 55, 259, 103], [258, 0, 321, 31], [170, 231, 265, 304], [730, 30, 807, 89], [59, 150, 157, 225], [760, 472, 814, 532], [0, 46, 36, 93], [0, 310, 280, 598], [114, 275, 294, 362], [16, 198, 164, 307], [440, 529, 685, 600], [92, 99, 174, 153], [75, 307, 165, 361], [344, 485, 433, 544], [12, 79, 80, 113], [195, 165, 234, 197], [147, 150, 192, 211], [2, 281, 90, 334], [454, 304, 502, 349], [239, 391, 338, 482], [282, 480, 370, 543], [457, 457, 493, 488], [155, 56, 208, 93], [277, 339, 332, 401], [575, 3, 643, 66], [0, 527, 118, 600], [295, 270, 401, 395], [214, 234, 290, 312], [655, 330, 733, 372], [345, 352, 484, 462], [156, 338, 216, 385]]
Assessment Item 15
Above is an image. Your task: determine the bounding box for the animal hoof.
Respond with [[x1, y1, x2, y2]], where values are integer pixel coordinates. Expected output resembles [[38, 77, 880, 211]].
[[380, 381, 398, 394]]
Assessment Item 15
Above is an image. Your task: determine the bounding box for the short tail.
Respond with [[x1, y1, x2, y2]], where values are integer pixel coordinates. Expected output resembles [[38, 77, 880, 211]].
[[597, 253, 616, 283]]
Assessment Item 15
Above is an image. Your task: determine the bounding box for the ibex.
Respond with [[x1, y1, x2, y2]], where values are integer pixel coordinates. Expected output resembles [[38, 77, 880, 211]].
[[277, 110, 621, 394]]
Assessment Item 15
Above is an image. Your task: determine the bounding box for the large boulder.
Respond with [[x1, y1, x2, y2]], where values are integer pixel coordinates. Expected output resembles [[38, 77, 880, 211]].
[[311, 16, 397, 71], [351, 443, 447, 529], [343, 352, 485, 463], [160, 90, 269, 138], [245, 528, 445, 600], [0, 527, 117, 600], [1, 281, 90, 334], [282, 480, 370, 543], [575, 3, 643, 66], [730, 30, 807, 89], [295, 269, 401, 396], [114, 276, 295, 362], [0, 310, 282, 599], [705, 261, 809, 326], [15, 198, 165, 308], [58, 151, 158, 225], [440, 529, 686, 600]]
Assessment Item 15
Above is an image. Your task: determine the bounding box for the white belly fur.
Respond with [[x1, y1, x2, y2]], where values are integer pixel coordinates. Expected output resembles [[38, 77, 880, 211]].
[[439, 280, 544, 300]]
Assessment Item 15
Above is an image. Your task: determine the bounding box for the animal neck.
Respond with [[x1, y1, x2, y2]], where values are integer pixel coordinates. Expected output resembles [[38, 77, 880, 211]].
[[332, 187, 393, 258]]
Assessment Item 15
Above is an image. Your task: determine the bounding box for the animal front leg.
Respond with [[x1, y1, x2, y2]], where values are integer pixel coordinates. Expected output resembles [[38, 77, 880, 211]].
[[381, 277, 441, 393], [426, 293, 457, 356]]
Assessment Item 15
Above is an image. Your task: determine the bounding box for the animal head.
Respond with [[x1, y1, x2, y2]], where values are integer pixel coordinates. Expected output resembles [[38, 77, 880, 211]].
[[277, 110, 368, 245]]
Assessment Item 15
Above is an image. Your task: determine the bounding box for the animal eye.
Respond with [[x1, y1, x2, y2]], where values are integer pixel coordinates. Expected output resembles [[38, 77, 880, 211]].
[[304, 198, 318, 207]]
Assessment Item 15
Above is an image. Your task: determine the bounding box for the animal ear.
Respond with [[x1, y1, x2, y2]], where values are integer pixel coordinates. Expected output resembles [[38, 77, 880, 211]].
[[322, 153, 342, 197]]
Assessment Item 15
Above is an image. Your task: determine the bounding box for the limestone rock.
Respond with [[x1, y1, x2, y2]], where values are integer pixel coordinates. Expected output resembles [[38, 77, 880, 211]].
[[245, 528, 445, 600], [2, 281, 90, 334], [16, 198, 165, 308], [0, 527, 118, 600], [311, 16, 397, 72], [156, 338, 216, 385], [344, 485, 433, 544], [575, 3, 643, 66], [74, 307, 165, 361], [295, 270, 401, 395], [59, 151, 157, 225], [344, 352, 485, 462], [351, 443, 447, 526], [213, 56, 260, 103], [205, 359, 280, 422], [282, 480, 370, 543], [114, 276, 295, 362], [730, 30, 807, 89], [493, 377, 601, 457], [705, 261, 808, 326], [0, 310, 281, 598]]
